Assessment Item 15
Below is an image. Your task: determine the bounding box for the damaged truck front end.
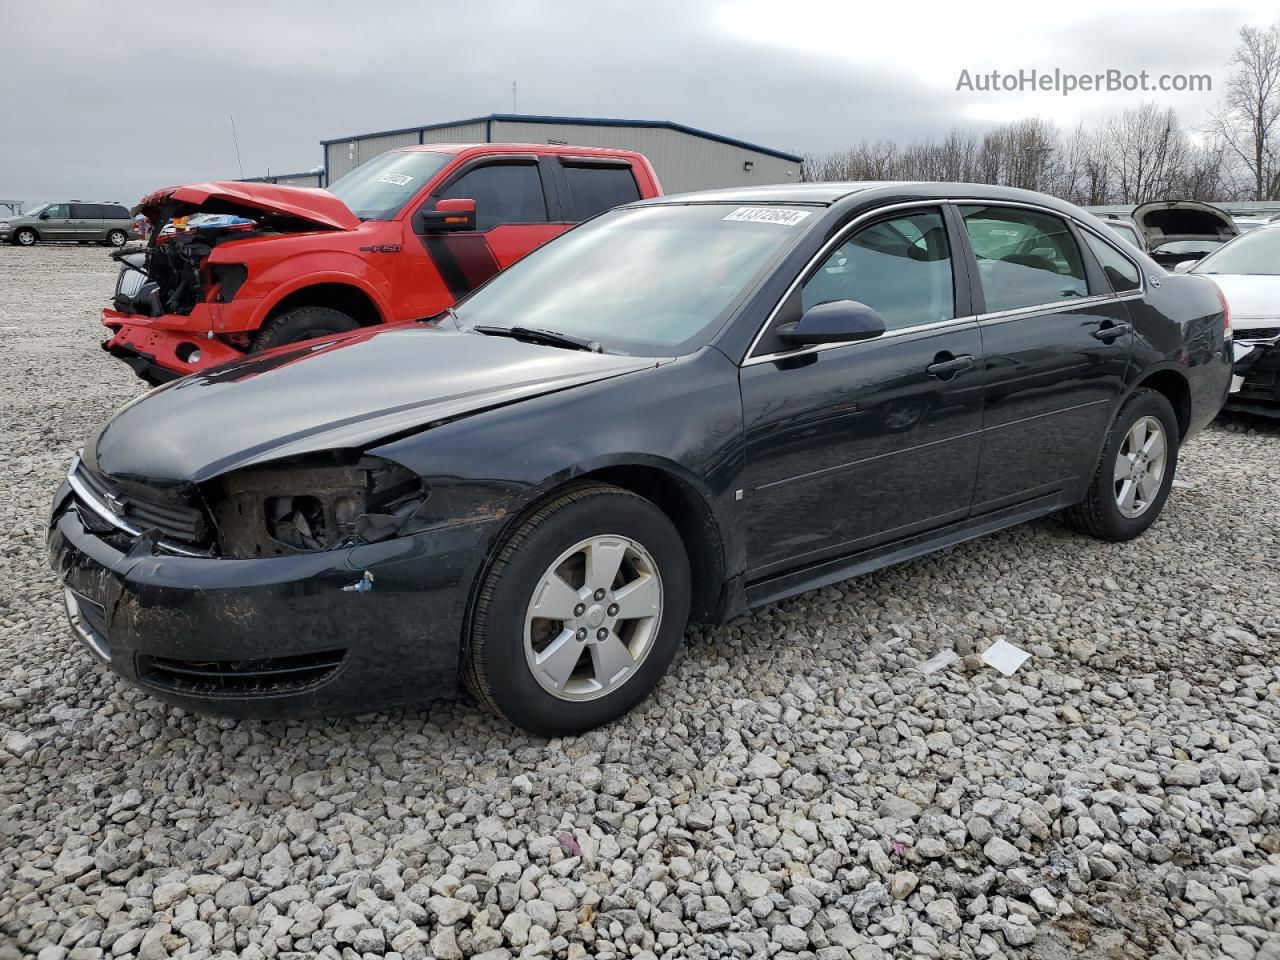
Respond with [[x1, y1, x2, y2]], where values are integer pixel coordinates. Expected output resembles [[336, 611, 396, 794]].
[[102, 182, 359, 384]]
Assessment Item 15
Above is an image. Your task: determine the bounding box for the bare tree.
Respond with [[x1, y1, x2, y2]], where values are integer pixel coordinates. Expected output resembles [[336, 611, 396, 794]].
[[1210, 22, 1280, 200]]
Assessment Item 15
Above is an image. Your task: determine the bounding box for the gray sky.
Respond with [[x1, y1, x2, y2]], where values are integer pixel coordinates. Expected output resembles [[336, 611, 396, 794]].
[[1, 0, 1276, 205]]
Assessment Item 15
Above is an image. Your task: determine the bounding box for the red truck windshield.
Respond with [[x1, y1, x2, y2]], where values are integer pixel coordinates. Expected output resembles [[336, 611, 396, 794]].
[[326, 151, 451, 220]]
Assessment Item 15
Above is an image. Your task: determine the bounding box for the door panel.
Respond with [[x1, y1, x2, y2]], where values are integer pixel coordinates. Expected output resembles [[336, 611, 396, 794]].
[[742, 324, 985, 576], [41, 204, 74, 240], [974, 300, 1133, 507]]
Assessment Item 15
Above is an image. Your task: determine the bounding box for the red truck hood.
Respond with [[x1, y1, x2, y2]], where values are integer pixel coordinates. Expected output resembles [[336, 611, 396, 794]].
[[134, 181, 359, 231]]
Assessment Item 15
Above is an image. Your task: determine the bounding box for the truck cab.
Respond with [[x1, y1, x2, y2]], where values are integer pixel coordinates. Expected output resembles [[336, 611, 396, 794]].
[[102, 143, 662, 383]]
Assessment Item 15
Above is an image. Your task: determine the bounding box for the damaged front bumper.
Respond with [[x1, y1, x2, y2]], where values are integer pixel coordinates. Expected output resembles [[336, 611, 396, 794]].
[[1227, 330, 1280, 416], [102, 306, 257, 384], [47, 482, 496, 718]]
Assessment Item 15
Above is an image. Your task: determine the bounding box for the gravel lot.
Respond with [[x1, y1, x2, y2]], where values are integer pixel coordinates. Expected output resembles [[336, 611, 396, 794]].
[[1, 244, 1278, 960]]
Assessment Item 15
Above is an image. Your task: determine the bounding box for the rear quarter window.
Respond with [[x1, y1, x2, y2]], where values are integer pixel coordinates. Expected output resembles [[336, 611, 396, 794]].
[[562, 163, 642, 220]]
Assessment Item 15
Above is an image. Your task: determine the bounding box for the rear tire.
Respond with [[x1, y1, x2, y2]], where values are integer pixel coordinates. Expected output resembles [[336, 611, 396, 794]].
[[1065, 388, 1179, 541], [13, 228, 36, 246], [251, 306, 359, 352], [465, 483, 691, 736], [106, 230, 128, 247]]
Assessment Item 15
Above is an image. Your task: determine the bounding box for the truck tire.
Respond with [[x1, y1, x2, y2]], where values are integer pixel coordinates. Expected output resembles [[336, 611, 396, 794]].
[[251, 306, 360, 352], [465, 483, 691, 736]]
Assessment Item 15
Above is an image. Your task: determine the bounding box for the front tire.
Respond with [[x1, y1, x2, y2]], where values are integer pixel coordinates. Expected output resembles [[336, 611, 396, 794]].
[[465, 483, 691, 736], [1066, 388, 1179, 541], [106, 229, 128, 247], [13, 228, 36, 246], [250, 306, 360, 352]]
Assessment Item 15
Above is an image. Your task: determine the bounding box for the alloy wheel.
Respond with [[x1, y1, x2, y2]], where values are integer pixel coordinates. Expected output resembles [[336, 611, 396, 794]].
[[16, 231, 35, 246], [1114, 415, 1167, 518], [523, 534, 663, 701]]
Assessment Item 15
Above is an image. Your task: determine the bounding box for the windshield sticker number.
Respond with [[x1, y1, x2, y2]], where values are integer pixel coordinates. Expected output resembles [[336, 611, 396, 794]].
[[723, 207, 812, 226], [377, 173, 414, 187]]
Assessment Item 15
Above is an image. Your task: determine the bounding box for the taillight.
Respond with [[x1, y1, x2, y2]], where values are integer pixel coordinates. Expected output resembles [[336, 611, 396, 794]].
[[1215, 282, 1232, 336]]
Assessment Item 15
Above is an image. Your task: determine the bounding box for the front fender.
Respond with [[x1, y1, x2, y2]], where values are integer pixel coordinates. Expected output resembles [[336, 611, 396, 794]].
[[219, 250, 395, 329]]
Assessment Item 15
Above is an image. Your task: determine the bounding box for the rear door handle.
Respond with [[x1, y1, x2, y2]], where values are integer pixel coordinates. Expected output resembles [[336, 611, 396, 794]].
[[926, 354, 975, 379], [1093, 321, 1132, 341]]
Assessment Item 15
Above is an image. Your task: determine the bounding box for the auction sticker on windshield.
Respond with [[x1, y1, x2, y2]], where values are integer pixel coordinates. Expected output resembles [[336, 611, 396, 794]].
[[378, 173, 414, 186], [723, 207, 813, 226]]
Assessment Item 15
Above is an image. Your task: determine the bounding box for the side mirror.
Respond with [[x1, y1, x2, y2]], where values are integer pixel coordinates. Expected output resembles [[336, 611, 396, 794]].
[[39, 212, 50, 220], [418, 198, 476, 233], [1172, 260, 1196, 274], [777, 300, 886, 348]]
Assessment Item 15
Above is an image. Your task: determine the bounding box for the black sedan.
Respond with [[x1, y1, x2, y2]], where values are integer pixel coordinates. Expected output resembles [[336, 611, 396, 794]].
[[49, 183, 1232, 735]]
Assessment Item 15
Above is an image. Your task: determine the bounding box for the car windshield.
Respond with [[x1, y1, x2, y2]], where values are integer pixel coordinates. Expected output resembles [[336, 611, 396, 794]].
[[452, 204, 812, 357], [24, 203, 50, 218], [1192, 227, 1280, 275], [326, 150, 451, 220]]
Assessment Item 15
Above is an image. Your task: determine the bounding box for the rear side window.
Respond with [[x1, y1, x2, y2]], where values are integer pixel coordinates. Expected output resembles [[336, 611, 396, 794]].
[[1083, 232, 1142, 293], [960, 206, 1088, 312], [439, 162, 548, 230], [801, 210, 955, 331], [70, 204, 97, 219], [561, 163, 641, 220], [103, 204, 130, 219]]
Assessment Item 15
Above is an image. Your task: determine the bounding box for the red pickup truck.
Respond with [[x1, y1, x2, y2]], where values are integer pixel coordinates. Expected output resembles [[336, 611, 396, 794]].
[[103, 143, 662, 383]]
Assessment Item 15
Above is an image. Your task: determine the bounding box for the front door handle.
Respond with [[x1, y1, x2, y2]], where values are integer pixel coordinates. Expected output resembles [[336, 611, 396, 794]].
[[926, 353, 975, 379], [1092, 321, 1132, 341]]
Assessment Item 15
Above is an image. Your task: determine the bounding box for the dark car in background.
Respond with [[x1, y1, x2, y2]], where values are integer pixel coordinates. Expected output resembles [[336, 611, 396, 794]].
[[48, 182, 1232, 735], [2, 202, 136, 247]]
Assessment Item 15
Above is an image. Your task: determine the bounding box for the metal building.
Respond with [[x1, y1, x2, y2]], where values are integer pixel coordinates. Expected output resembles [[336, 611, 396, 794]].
[[240, 170, 324, 188], [319, 114, 803, 193]]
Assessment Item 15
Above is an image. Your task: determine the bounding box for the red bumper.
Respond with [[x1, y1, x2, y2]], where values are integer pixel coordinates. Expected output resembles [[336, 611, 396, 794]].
[[102, 309, 247, 383]]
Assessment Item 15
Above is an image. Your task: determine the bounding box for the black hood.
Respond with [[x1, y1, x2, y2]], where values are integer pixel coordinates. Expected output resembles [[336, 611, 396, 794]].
[[88, 326, 657, 484]]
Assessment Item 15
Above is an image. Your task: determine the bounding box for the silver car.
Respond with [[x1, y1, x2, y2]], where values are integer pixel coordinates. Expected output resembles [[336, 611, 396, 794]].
[[1, 202, 137, 247]]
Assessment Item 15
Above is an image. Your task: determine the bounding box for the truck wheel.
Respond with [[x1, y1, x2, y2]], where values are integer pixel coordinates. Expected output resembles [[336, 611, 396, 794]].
[[251, 306, 360, 352], [13, 228, 37, 246], [1065, 388, 1179, 542], [465, 483, 691, 737], [106, 230, 128, 247]]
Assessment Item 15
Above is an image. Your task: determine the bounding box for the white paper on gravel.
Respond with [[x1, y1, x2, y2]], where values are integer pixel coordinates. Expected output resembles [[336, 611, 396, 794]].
[[981, 639, 1030, 676], [917, 650, 959, 674]]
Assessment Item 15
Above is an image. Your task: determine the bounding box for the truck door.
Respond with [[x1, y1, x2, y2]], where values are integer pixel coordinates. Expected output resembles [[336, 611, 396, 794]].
[[407, 157, 561, 317]]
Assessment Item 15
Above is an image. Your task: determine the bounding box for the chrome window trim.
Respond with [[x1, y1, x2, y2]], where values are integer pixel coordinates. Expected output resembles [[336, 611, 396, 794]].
[[742, 200, 957, 364], [65, 453, 210, 559], [742, 196, 1147, 367]]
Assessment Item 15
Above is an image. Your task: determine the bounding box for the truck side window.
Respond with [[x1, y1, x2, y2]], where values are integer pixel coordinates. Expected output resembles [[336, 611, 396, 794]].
[[438, 163, 548, 231], [561, 163, 641, 220]]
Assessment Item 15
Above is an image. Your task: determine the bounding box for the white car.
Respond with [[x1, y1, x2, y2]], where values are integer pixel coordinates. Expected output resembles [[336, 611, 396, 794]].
[[1187, 224, 1280, 415]]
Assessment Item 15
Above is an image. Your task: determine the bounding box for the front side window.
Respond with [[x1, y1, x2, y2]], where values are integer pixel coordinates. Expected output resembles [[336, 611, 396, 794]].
[[1083, 232, 1141, 292], [438, 162, 548, 230], [43, 204, 69, 219], [960, 206, 1088, 312], [801, 210, 955, 331], [562, 163, 641, 220], [453, 204, 806, 357], [325, 150, 452, 220]]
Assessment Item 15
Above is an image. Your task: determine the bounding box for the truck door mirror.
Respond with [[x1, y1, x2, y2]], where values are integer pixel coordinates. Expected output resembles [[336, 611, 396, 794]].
[[418, 198, 476, 233]]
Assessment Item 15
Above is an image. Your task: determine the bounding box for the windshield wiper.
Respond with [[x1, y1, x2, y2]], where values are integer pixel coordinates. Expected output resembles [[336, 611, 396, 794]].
[[473, 325, 603, 353]]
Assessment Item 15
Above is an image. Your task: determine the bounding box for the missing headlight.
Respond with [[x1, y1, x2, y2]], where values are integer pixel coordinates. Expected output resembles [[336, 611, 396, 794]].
[[207, 456, 427, 558]]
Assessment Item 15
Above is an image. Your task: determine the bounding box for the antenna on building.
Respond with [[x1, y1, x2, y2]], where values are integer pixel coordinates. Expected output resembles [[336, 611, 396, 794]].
[[512, 81, 518, 113], [229, 114, 245, 179]]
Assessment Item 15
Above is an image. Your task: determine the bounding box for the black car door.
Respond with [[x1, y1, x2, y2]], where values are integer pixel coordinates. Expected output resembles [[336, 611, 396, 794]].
[[956, 204, 1134, 511], [739, 206, 985, 578]]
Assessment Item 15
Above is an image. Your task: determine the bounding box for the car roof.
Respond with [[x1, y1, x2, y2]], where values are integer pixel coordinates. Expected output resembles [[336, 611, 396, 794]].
[[628, 181, 1103, 214]]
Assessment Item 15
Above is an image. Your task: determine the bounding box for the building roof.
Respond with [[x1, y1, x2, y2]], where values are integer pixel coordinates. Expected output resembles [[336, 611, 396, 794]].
[[320, 113, 803, 163]]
